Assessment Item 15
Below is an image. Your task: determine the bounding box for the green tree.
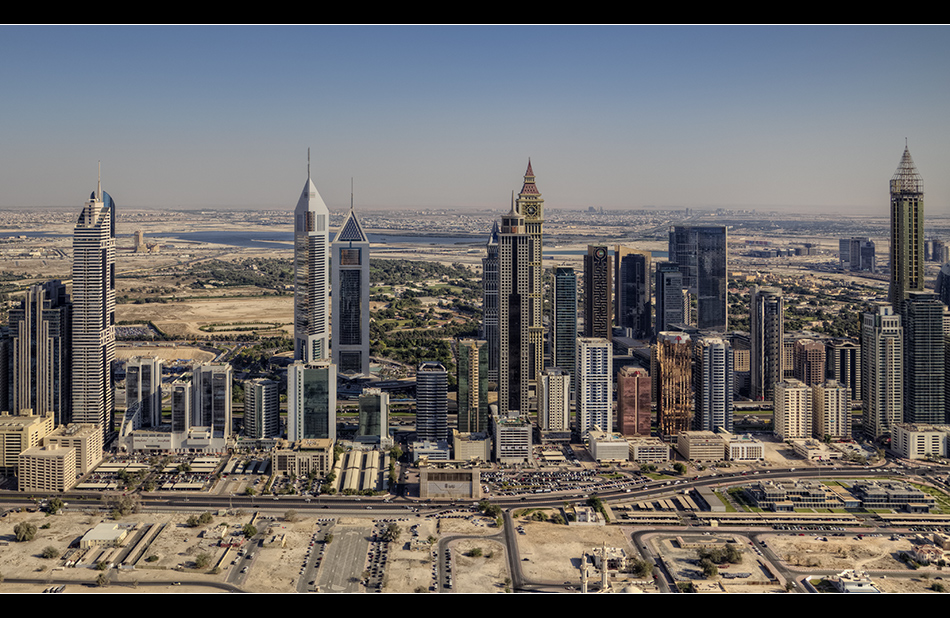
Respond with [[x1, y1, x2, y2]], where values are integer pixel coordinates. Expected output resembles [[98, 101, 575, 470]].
[[14, 522, 37, 542], [242, 524, 257, 539], [41, 546, 60, 559], [96, 573, 109, 587], [382, 523, 402, 543], [195, 553, 212, 569], [46, 498, 64, 515]]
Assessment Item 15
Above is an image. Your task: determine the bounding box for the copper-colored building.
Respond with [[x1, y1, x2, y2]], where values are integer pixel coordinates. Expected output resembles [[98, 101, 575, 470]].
[[653, 332, 692, 438], [617, 366, 651, 436]]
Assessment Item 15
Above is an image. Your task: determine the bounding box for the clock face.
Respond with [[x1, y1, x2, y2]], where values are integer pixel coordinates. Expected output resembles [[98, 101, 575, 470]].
[[595, 248, 607, 259], [525, 205, 537, 216]]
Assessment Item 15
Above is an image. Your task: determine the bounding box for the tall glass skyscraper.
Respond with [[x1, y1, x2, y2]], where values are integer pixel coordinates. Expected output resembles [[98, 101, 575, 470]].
[[482, 221, 500, 384], [498, 200, 534, 419], [287, 361, 336, 442], [331, 205, 370, 375], [72, 177, 116, 444], [861, 303, 903, 440], [751, 286, 784, 402], [416, 362, 448, 442], [668, 225, 728, 331], [583, 245, 612, 339], [889, 144, 925, 315], [294, 155, 330, 362], [457, 339, 488, 434], [552, 266, 577, 387], [614, 246, 651, 340]]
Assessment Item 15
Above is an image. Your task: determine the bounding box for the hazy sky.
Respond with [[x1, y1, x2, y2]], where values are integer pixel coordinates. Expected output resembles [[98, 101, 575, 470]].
[[2, 25, 949, 215]]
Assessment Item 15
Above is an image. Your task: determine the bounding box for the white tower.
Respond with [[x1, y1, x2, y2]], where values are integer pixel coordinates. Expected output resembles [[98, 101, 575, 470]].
[[294, 151, 330, 362]]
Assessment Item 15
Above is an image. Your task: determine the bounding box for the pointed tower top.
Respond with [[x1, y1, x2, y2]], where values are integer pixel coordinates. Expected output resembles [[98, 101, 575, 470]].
[[891, 143, 923, 194], [296, 151, 329, 215], [334, 207, 369, 243], [520, 159, 540, 196], [487, 220, 499, 246]]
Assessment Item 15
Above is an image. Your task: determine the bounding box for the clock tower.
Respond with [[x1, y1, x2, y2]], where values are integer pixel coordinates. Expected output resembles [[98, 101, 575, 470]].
[[515, 160, 545, 403]]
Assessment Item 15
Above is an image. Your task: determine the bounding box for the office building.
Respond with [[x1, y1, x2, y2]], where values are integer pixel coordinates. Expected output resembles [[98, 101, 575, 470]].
[[0, 409, 54, 475], [774, 379, 812, 440], [125, 357, 162, 429], [584, 245, 612, 339], [668, 225, 728, 331], [287, 361, 337, 442], [826, 339, 861, 403], [331, 204, 371, 375], [482, 221, 500, 383], [551, 266, 578, 387], [357, 388, 389, 444], [18, 444, 76, 493], [244, 379, 279, 439], [493, 414, 532, 464], [862, 303, 903, 440], [7, 281, 71, 425], [46, 422, 103, 475], [751, 286, 784, 401], [576, 338, 612, 435], [72, 176, 116, 445], [498, 198, 534, 418], [416, 362, 448, 443], [192, 364, 231, 438], [457, 339, 489, 434], [839, 237, 876, 273], [653, 332, 692, 438], [655, 262, 685, 339], [903, 292, 945, 424], [889, 145, 925, 314], [170, 380, 191, 434], [812, 380, 851, 441], [693, 337, 734, 432], [614, 246, 651, 339], [515, 161, 545, 398], [540, 367, 571, 432], [616, 366, 651, 436], [294, 155, 330, 362]]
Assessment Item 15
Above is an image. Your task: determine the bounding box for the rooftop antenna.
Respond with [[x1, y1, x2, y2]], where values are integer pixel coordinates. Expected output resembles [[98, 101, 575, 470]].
[[97, 161, 101, 201], [351, 177, 354, 211], [307, 148, 311, 180]]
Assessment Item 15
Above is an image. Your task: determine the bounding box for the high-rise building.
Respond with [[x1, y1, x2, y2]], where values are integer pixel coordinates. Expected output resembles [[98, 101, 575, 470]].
[[8, 281, 71, 424], [357, 388, 389, 444], [812, 380, 850, 440], [655, 262, 685, 339], [773, 379, 811, 440], [498, 199, 534, 419], [793, 339, 826, 387], [294, 155, 330, 362], [551, 266, 578, 385], [575, 338, 612, 434], [482, 221, 500, 383], [840, 237, 876, 273], [668, 225, 728, 331], [72, 176, 116, 445], [416, 362, 448, 443], [331, 204, 371, 375], [192, 364, 231, 438], [826, 339, 861, 403], [287, 360, 337, 442], [693, 337, 734, 432], [617, 366, 651, 436], [614, 246, 651, 339], [244, 379, 279, 439], [515, 160, 545, 399], [125, 357, 162, 428], [861, 303, 903, 440], [889, 145, 925, 314], [751, 286, 784, 401], [170, 380, 191, 434], [584, 245, 612, 339], [653, 332, 692, 437], [539, 367, 571, 432], [457, 339, 489, 434], [903, 292, 945, 424]]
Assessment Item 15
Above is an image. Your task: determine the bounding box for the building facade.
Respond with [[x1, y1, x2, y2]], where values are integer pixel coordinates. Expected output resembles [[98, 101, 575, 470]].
[[331, 206, 371, 375], [654, 332, 692, 437], [655, 262, 685, 339], [498, 200, 534, 419], [244, 378, 279, 439], [616, 366, 651, 436], [192, 364, 231, 438], [614, 246, 651, 340], [774, 379, 812, 440], [751, 286, 784, 401], [515, 161, 545, 400], [552, 266, 578, 388], [668, 225, 728, 331], [576, 338, 612, 434], [457, 339, 489, 433], [693, 337, 734, 432], [482, 221, 500, 383], [889, 145, 925, 314], [416, 362, 448, 443], [862, 303, 904, 440], [584, 245, 612, 340], [125, 357, 162, 429], [287, 361, 337, 442], [294, 157, 330, 362], [903, 292, 945, 424]]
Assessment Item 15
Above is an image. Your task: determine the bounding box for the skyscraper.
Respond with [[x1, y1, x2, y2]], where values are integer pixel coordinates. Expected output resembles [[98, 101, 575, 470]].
[[192, 363, 231, 438], [617, 366, 651, 436], [294, 154, 330, 362], [861, 303, 903, 440], [482, 221, 500, 383], [903, 292, 944, 424], [552, 266, 577, 386], [889, 144, 925, 314], [693, 337, 734, 432], [515, 160, 545, 397], [416, 361, 448, 443], [668, 225, 728, 331], [8, 281, 71, 424], [357, 388, 389, 444], [773, 379, 811, 440], [793, 339, 825, 387], [498, 198, 534, 419], [72, 175, 116, 444], [584, 245, 612, 339], [287, 360, 337, 442], [457, 339, 488, 434], [170, 380, 191, 434], [653, 332, 692, 437], [751, 286, 784, 401], [826, 339, 861, 403], [244, 378, 279, 439], [540, 367, 571, 433], [575, 338, 612, 434], [331, 203, 370, 375], [655, 262, 685, 339], [125, 357, 162, 428], [812, 380, 850, 440], [614, 246, 651, 339]]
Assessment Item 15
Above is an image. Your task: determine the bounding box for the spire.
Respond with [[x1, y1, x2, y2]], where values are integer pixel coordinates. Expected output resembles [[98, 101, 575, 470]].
[[891, 143, 923, 194], [487, 220, 499, 246], [97, 161, 101, 201], [520, 158, 539, 196]]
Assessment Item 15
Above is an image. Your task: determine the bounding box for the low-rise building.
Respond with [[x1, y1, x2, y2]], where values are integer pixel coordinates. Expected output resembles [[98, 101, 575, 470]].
[[588, 429, 630, 463], [493, 415, 532, 464], [627, 437, 671, 463], [891, 423, 948, 460], [273, 439, 333, 477], [676, 431, 725, 462], [18, 443, 77, 492]]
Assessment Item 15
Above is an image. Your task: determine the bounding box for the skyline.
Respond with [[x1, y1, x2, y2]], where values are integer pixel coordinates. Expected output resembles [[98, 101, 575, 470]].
[[2, 25, 950, 214]]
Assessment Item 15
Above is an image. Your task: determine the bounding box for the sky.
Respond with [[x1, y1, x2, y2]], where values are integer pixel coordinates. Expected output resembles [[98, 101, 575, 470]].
[[1, 25, 949, 215]]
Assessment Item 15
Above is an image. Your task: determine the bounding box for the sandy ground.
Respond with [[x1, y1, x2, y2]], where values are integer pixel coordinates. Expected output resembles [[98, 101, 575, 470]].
[[115, 346, 217, 363], [117, 296, 294, 339]]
